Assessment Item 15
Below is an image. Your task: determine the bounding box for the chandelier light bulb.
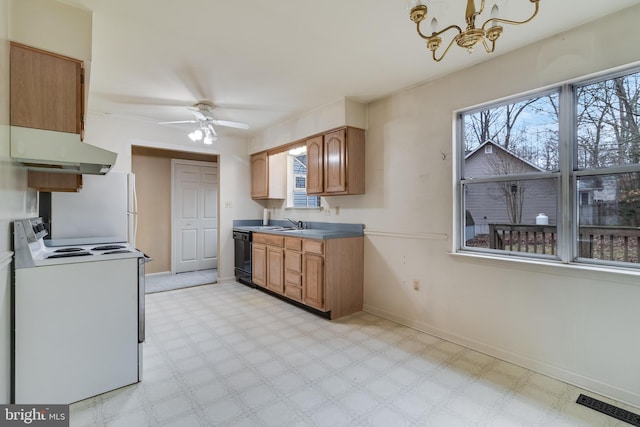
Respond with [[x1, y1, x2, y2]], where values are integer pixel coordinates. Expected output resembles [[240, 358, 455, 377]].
[[203, 135, 214, 145], [430, 17, 439, 33], [490, 4, 499, 18], [490, 4, 499, 20], [407, 0, 426, 12]]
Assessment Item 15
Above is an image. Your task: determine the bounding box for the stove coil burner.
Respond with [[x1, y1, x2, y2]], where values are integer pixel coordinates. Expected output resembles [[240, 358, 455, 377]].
[[103, 249, 132, 254], [47, 252, 93, 259], [53, 247, 85, 253], [92, 245, 127, 251]]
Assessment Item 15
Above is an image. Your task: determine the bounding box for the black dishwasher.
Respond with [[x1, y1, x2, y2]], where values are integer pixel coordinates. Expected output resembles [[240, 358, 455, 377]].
[[233, 230, 253, 287]]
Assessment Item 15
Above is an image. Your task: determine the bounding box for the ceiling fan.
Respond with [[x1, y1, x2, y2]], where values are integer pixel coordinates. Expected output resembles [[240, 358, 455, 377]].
[[159, 101, 250, 144]]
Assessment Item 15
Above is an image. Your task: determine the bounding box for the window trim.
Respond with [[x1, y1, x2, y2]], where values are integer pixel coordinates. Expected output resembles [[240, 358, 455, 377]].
[[455, 64, 640, 270]]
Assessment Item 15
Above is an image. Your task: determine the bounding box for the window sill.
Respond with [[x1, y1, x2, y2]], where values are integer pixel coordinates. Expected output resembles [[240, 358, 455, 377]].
[[284, 207, 322, 211], [449, 250, 640, 285]]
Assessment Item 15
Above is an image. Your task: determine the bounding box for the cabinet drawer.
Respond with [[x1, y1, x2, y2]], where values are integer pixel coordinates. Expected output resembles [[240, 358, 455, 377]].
[[253, 233, 284, 247], [284, 251, 302, 273], [303, 239, 324, 255], [285, 271, 302, 287], [284, 283, 303, 301], [285, 237, 302, 251]]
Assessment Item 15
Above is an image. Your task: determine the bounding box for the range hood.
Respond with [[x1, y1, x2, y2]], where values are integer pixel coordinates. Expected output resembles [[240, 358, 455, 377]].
[[11, 126, 117, 175]]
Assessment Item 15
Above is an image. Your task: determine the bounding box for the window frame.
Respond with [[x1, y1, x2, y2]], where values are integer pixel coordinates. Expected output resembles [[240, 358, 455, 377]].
[[455, 64, 640, 270]]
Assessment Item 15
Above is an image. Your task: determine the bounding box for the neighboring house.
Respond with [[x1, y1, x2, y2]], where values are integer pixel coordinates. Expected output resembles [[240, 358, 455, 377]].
[[464, 141, 557, 236], [578, 175, 620, 225]]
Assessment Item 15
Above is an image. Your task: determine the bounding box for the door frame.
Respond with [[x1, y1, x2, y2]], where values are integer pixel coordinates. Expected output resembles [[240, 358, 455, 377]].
[[170, 159, 220, 274]]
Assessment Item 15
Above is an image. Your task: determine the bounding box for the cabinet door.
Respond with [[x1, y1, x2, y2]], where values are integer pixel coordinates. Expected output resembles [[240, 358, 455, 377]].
[[303, 254, 325, 310], [323, 129, 347, 194], [10, 43, 84, 134], [252, 243, 267, 287], [266, 246, 284, 294], [306, 135, 324, 195], [251, 152, 268, 199], [28, 172, 82, 193]]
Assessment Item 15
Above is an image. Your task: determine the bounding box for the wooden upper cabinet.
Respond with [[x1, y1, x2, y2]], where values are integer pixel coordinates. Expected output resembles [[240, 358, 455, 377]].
[[324, 129, 347, 194], [251, 151, 286, 200], [306, 135, 324, 195], [251, 152, 269, 199], [306, 127, 365, 196], [10, 43, 85, 192], [10, 43, 84, 135]]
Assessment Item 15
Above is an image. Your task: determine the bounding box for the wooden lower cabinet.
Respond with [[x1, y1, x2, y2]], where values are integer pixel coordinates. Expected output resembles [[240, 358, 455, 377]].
[[284, 237, 303, 301], [252, 233, 284, 293], [254, 233, 363, 320], [303, 254, 324, 310], [252, 243, 267, 287], [266, 246, 284, 294]]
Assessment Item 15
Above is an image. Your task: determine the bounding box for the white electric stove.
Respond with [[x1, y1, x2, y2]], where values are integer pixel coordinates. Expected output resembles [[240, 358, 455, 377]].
[[12, 217, 148, 404]]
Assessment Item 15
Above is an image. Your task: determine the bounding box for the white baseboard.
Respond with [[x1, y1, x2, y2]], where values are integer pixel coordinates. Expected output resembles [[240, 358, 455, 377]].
[[363, 303, 640, 409], [145, 271, 171, 278]]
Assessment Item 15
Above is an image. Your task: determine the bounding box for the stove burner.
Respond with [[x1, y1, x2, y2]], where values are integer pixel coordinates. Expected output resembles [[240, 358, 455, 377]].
[[53, 247, 85, 253], [92, 245, 127, 251], [103, 249, 132, 254], [47, 252, 93, 259]]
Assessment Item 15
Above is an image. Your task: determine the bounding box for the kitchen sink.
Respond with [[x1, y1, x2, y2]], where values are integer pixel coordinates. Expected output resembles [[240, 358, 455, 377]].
[[255, 226, 295, 231], [280, 228, 324, 234]]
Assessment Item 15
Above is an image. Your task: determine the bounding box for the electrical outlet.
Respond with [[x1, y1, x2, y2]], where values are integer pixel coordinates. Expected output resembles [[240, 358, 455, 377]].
[[413, 279, 420, 291], [224, 201, 232, 208], [335, 206, 340, 215]]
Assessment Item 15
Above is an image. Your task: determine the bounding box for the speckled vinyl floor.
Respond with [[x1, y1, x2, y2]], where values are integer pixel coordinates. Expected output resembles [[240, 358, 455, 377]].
[[70, 282, 637, 426]]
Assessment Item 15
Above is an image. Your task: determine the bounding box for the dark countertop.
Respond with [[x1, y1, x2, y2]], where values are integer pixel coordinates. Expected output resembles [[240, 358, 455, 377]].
[[233, 220, 364, 240]]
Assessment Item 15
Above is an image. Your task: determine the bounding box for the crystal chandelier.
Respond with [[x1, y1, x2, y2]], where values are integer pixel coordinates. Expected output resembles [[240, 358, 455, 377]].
[[408, 0, 540, 62]]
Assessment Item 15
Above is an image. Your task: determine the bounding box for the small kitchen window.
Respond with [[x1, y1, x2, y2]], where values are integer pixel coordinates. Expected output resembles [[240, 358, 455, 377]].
[[286, 145, 320, 208]]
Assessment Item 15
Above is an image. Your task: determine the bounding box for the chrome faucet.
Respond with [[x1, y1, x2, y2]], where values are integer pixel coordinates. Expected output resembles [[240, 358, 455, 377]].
[[285, 217, 304, 229]]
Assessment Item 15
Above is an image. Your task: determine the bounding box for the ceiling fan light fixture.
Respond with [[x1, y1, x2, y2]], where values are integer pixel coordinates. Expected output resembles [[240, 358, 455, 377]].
[[163, 101, 249, 144], [188, 129, 203, 142]]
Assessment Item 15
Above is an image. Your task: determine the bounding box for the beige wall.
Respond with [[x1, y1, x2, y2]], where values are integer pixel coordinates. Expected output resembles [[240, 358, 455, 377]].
[[131, 152, 172, 274], [254, 6, 640, 407]]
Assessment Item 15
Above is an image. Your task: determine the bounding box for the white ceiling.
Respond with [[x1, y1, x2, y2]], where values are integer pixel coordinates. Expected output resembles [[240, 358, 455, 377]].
[[61, 0, 639, 140]]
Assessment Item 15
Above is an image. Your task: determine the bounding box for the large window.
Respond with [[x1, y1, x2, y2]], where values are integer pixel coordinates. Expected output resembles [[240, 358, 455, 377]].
[[458, 67, 640, 268]]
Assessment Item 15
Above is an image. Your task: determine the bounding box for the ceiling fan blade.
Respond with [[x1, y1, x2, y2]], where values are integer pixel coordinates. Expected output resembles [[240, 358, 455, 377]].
[[158, 120, 197, 125], [212, 119, 250, 129]]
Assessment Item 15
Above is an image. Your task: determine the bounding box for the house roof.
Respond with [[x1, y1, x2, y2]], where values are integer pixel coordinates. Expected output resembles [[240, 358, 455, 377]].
[[465, 141, 546, 173]]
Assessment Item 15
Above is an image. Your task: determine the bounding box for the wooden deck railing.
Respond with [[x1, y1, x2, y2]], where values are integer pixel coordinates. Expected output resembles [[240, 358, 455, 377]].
[[578, 225, 640, 263], [489, 224, 640, 263], [489, 224, 557, 255]]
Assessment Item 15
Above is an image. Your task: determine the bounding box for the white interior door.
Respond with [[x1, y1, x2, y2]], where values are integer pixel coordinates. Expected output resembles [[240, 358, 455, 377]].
[[173, 161, 218, 273]]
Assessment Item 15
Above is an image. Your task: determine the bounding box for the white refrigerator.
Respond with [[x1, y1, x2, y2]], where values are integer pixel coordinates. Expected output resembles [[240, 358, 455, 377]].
[[51, 172, 137, 245]]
